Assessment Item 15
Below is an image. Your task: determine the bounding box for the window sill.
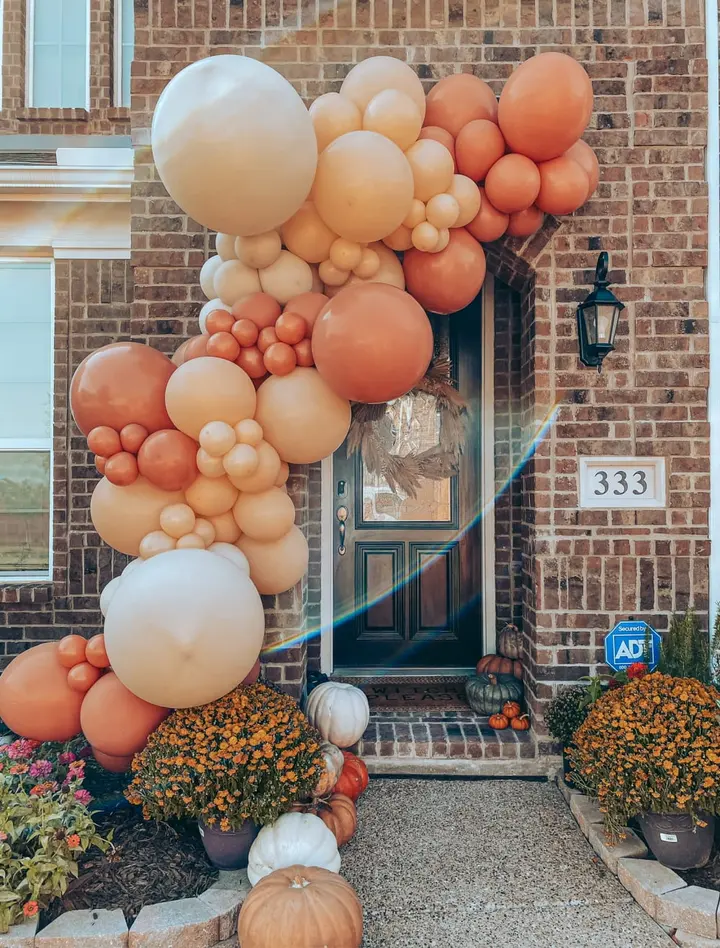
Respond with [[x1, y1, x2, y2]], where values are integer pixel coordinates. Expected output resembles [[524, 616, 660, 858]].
[[0, 575, 52, 586], [109, 107, 130, 122], [17, 108, 89, 122]]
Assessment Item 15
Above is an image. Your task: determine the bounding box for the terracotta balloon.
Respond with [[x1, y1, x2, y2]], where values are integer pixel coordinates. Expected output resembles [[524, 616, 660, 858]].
[[424, 74, 498, 137], [81, 672, 169, 757], [181, 334, 210, 362], [363, 89, 422, 151], [233, 487, 297, 541], [209, 510, 242, 544], [91, 476, 185, 557], [120, 424, 149, 454], [242, 659, 262, 686], [455, 119, 505, 182], [565, 139, 600, 199], [536, 155, 590, 215], [85, 634, 111, 669], [236, 347, 267, 380], [235, 231, 282, 270], [137, 429, 198, 492], [0, 643, 83, 741], [105, 452, 139, 487], [498, 52, 593, 162], [340, 56, 426, 120], [447, 175, 482, 228], [405, 139, 455, 203], [215, 259, 262, 307], [484, 154, 541, 214], [259, 251, 314, 305], [152, 55, 317, 237], [96, 455, 106, 474], [403, 227, 487, 315], [313, 131, 414, 243], [228, 440, 282, 494], [93, 749, 134, 773], [275, 312, 307, 346], [200, 255, 223, 298], [88, 426, 121, 458], [507, 205, 545, 237], [238, 526, 309, 595], [312, 284, 432, 403], [232, 293, 282, 330], [199, 299, 231, 334], [254, 368, 351, 464], [207, 331, 242, 362], [264, 342, 298, 376], [418, 127, 456, 166], [466, 187, 510, 242], [258, 328, 279, 353], [103, 549, 265, 708], [71, 343, 175, 436], [283, 292, 329, 333], [67, 662, 102, 694], [309, 93, 362, 153], [281, 203, 337, 265], [57, 634, 88, 668], [165, 357, 257, 440], [185, 474, 239, 517]]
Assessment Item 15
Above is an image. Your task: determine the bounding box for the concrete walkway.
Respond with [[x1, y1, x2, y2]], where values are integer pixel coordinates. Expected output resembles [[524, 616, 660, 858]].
[[342, 778, 675, 948]]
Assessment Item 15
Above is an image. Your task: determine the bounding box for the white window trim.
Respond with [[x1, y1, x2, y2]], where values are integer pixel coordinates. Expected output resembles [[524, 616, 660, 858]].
[[0, 258, 54, 585], [113, 0, 131, 108], [25, 0, 91, 111]]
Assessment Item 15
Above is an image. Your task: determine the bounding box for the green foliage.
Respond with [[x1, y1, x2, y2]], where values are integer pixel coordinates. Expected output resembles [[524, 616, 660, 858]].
[[658, 608, 713, 684], [545, 687, 589, 748]]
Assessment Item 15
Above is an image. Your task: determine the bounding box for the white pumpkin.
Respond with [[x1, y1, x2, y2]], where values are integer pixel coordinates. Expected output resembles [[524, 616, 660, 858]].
[[314, 741, 344, 797], [247, 812, 341, 886], [304, 682, 370, 749]]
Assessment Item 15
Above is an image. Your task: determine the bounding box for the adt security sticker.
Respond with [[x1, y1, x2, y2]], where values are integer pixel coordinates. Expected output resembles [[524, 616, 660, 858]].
[[604, 620, 660, 671]]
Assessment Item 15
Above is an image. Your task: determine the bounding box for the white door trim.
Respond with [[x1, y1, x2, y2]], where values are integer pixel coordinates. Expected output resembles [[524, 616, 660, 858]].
[[319, 279, 497, 674]]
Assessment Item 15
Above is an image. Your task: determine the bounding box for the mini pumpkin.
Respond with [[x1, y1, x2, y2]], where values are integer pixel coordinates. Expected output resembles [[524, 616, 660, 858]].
[[465, 672, 523, 716], [313, 741, 344, 797], [304, 682, 370, 749], [511, 714, 531, 731], [334, 751, 369, 802], [489, 713, 509, 729], [476, 654, 523, 680], [502, 701, 521, 720], [498, 623, 523, 660], [291, 793, 358, 847]]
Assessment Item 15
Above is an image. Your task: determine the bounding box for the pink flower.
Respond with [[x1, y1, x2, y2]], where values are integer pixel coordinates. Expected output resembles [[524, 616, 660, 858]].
[[58, 751, 77, 765], [7, 739, 39, 760], [74, 789, 92, 805], [29, 760, 53, 778], [23, 902, 38, 919]]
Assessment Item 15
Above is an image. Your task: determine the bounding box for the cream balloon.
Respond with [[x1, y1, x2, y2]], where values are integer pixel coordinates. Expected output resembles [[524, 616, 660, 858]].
[[209, 511, 242, 544], [104, 549, 265, 708], [199, 298, 231, 334], [340, 56, 426, 120], [405, 139, 455, 202], [238, 526, 309, 595], [281, 203, 337, 265], [199, 421, 237, 458], [165, 357, 257, 439], [275, 462, 290, 487], [425, 193, 460, 229], [310, 265, 324, 293], [216, 234, 238, 261], [309, 93, 362, 153], [214, 259, 262, 307], [319, 260, 350, 287], [223, 443, 259, 479], [152, 56, 317, 236], [176, 532, 206, 550], [228, 440, 282, 494], [233, 487, 296, 542], [254, 368, 351, 465], [91, 477, 185, 557], [363, 89, 422, 151], [412, 221, 440, 252], [193, 518, 217, 546], [122, 559, 143, 579], [185, 474, 239, 517], [354, 248, 380, 279], [403, 199, 427, 229], [208, 542, 250, 575], [160, 503, 196, 539], [100, 576, 122, 618], [235, 231, 282, 270], [434, 228, 451, 252], [259, 251, 314, 306], [200, 256, 223, 299], [235, 419, 264, 446], [329, 239, 363, 272], [326, 241, 405, 296], [447, 174, 482, 228], [139, 531, 178, 558], [197, 448, 226, 478]]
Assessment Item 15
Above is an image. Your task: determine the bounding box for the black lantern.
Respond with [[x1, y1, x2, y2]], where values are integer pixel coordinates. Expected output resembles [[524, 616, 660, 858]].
[[576, 251, 625, 372]]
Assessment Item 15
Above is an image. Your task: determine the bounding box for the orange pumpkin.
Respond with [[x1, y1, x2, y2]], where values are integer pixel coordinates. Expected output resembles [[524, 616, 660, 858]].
[[502, 701, 521, 720], [292, 792, 358, 847], [334, 751, 369, 802], [476, 654, 523, 680], [489, 713, 509, 729], [511, 714, 531, 731]]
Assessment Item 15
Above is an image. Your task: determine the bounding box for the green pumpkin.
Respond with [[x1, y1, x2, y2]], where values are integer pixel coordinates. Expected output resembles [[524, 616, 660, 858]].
[[465, 673, 523, 715]]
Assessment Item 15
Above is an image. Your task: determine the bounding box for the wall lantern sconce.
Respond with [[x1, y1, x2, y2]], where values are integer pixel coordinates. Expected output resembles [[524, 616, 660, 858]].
[[577, 251, 625, 372]]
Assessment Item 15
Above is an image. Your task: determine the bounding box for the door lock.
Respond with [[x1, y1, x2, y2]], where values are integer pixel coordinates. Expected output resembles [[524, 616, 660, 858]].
[[336, 505, 348, 555]]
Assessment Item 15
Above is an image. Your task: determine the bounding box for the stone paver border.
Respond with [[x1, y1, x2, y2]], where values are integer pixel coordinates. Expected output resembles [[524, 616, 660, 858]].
[[0, 871, 251, 948], [557, 770, 720, 947]]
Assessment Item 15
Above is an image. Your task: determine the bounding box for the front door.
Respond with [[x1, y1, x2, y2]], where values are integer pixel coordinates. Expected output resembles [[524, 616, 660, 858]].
[[332, 296, 483, 670]]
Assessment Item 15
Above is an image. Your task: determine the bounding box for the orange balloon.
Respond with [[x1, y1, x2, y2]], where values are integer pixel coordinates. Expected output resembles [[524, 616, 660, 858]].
[[403, 227, 487, 315], [207, 331, 241, 361], [88, 426, 121, 458], [227, 440, 282, 493], [80, 672, 169, 757], [57, 635, 88, 669], [564, 139, 600, 200], [85, 634, 111, 669], [418, 126, 456, 167], [185, 473, 238, 517], [137, 429, 199, 492], [238, 526, 309, 595], [206, 310, 235, 335], [164, 357, 257, 440], [281, 201, 338, 265], [283, 292, 329, 334], [91, 476, 186, 557], [484, 154, 541, 214], [236, 346, 267, 379], [231, 319, 259, 347], [275, 312, 307, 345], [264, 342, 297, 376], [67, 662, 102, 694], [105, 452, 139, 487], [455, 119, 505, 182], [466, 187, 509, 242], [120, 424, 149, 454], [182, 335, 209, 362], [536, 156, 589, 215], [231, 292, 282, 330], [498, 52, 593, 162], [312, 284, 433, 403], [0, 643, 83, 741], [71, 342, 175, 436], [294, 338, 314, 367], [92, 748, 134, 773], [424, 74, 498, 137], [507, 205, 545, 237], [209, 510, 242, 544], [96, 456, 107, 475], [258, 327, 279, 354]]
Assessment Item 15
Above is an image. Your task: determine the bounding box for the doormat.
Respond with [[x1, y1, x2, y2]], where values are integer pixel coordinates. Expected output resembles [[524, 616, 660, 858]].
[[358, 679, 471, 712]]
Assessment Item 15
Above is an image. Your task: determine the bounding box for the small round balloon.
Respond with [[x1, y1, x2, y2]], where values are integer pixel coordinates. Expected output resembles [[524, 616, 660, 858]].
[[465, 187, 510, 242], [403, 227, 487, 315], [309, 93, 362, 153], [507, 205, 545, 237], [233, 487, 297, 541], [564, 139, 600, 200], [424, 74, 498, 137], [137, 429, 199, 492], [455, 119, 506, 183], [340, 56, 426, 120], [0, 643, 83, 742], [536, 155, 590, 215], [405, 139, 455, 203], [484, 154, 541, 214]]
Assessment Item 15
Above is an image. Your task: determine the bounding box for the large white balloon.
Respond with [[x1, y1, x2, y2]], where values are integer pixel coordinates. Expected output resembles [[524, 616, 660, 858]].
[[104, 549, 265, 708], [152, 56, 318, 237], [200, 255, 223, 299]]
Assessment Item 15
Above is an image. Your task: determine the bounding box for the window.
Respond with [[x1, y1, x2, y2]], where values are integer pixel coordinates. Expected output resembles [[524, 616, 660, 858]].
[[115, 0, 134, 107], [28, 0, 89, 109], [0, 262, 53, 580]]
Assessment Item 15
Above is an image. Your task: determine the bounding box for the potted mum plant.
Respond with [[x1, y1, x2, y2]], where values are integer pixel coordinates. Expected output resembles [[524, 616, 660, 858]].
[[568, 672, 720, 869], [126, 682, 324, 870], [545, 687, 588, 785]]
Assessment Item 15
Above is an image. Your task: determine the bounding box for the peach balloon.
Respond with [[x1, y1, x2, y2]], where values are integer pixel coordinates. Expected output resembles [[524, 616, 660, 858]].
[[67, 662, 102, 694], [309, 92, 363, 153], [185, 473, 238, 517], [104, 549, 265, 708], [565, 139, 600, 199], [340, 56, 426, 120], [137, 429, 199, 492], [216, 233, 239, 260], [403, 199, 427, 229], [282, 292, 329, 333], [81, 672, 169, 757], [235, 231, 282, 270], [412, 221, 440, 252], [507, 205, 545, 238], [209, 511, 242, 543], [498, 52, 593, 162], [91, 477, 185, 557], [231, 293, 282, 330], [235, 419, 264, 446], [447, 175, 482, 227], [233, 487, 297, 541], [455, 119, 505, 182], [193, 518, 216, 546], [466, 187, 509, 242], [485, 154, 541, 214], [259, 251, 314, 306], [223, 443, 260, 479], [71, 342, 175, 437], [88, 426, 121, 458], [425, 193, 460, 229], [418, 127, 456, 167], [197, 448, 226, 478], [120, 424, 149, 454], [214, 259, 262, 307], [363, 89, 422, 151], [105, 452, 139, 487], [199, 421, 236, 458], [434, 228, 451, 252], [93, 749, 134, 773], [58, 635, 88, 669], [319, 260, 350, 288], [383, 225, 414, 252], [254, 368, 351, 464], [281, 203, 337, 265], [242, 659, 262, 686], [536, 155, 590, 215], [165, 357, 257, 440], [160, 502, 196, 539], [354, 249, 380, 279], [0, 643, 83, 741], [152, 55, 317, 237], [139, 530, 177, 559], [327, 241, 406, 296], [85, 634, 111, 669], [424, 74, 498, 137], [403, 227, 487, 315], [276, 462, 290, 487], [405, 139, 455, 203], [313, 283, 433, 403], [176, 532, 206, 550], [228, 440, 282, 494], [182, 335, 210, 362], [238, 526, 309, 595], [313, 131, 414, 243], [329, 239, 363, 272], [200, 255, 223, 298]]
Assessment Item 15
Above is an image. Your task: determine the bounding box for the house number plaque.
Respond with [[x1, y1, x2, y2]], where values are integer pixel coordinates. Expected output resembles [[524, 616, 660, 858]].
[[578, 457, 666, 509]]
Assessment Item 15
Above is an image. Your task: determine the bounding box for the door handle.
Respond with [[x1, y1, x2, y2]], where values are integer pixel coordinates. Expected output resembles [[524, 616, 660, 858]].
[[336, 506, 348, 556]]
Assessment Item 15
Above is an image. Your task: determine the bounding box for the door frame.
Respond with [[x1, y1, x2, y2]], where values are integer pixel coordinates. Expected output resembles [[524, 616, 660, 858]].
[[319, 279, 497, 674]]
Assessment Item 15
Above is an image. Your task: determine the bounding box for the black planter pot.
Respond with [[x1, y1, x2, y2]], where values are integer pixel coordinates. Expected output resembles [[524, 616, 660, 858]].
[[198, 819, 259, 870], [638, 813, 715, 870]]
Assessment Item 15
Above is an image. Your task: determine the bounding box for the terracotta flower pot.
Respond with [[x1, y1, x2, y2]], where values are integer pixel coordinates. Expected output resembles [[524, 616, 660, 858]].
[[198, 819, 259, 870], [638, 812, 715, 870]]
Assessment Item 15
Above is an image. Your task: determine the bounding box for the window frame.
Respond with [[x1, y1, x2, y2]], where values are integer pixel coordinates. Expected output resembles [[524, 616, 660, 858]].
[[25, 0, 91, 110], [0, 258, 55, 585], [113, 0, 132, 108]]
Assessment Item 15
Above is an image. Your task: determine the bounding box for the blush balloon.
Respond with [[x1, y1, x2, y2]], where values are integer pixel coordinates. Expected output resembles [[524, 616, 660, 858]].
[[185, 474, 239, 517], [466, 187, 510, 242], [455, 119, 506, 182], [137, 429, 199, 492], [564, 139, 600, 199], [447, 175, 482, 228], [418, 127, 456, 167], [281, 202, 337, 265], [263, 342, 298, 376], [231, 292, 282, 330], [507, 205, 545, 238], [405, 139, 455, 203], [235, 419, 264, 446], [282, 292, 329, 333], [67, 662, 102, 694], [227, 440, 281, 493], [236, 346, 267, 379], [484, 154, 541, 214], [80, 672, 169, 757], [120, 424, 149, 454], [536, 156, 590, 215], [403, 227, 487, 315], [85, 634, 111, 669], [88, 426, 121, 458], [233, 487, 297, 541], [209, 510, 241, 544], [294, 339, 314, 367], [231, 319, 260, 347], [309, 92, 362, 153], [105, 452, 139, 487], [0, 643, 83, 742], [424, 74, 498, 137], [57, 635, 88, 669], [182, 335, 209, 362], [339, 55, 426, 119]]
